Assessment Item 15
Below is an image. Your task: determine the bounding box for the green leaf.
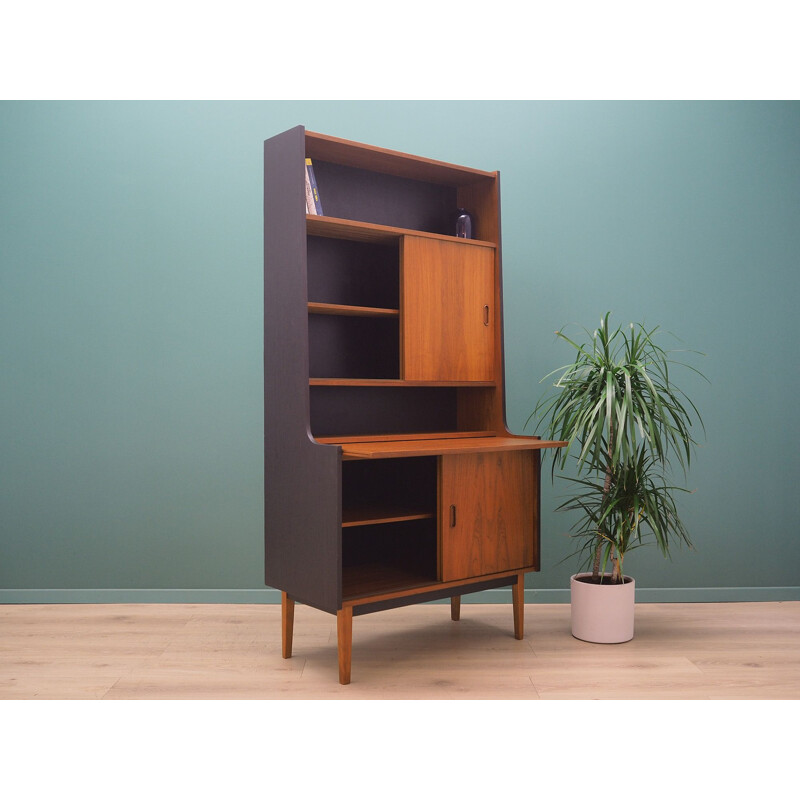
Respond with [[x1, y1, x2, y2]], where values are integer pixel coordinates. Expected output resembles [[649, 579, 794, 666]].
[[530, 313, 705, 571]]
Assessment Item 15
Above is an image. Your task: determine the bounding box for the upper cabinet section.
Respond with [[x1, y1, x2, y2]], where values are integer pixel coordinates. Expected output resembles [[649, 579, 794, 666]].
[[304, 130, 500, 246], [401, 236, 495, 382]]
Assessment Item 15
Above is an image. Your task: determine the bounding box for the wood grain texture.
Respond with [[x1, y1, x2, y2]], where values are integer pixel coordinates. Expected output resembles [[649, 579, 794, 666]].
[[401, 235, 495, 382], [308, 302, 399, 318], [310, 378, 495, 387], [440, 451, 535, 582], [316, 430, 494, 445], [457, 174, 506, 432], [341, 507, 434, 527], [457, 177, 499, 254], [340, 435, 564, 460], [530, 450, 542, 571], [512, 574, 525, 640], [457, 387, 500, 435], [281, 592, 294, 658], [337, 606, 353, 685], [3, 602, 799, 698]]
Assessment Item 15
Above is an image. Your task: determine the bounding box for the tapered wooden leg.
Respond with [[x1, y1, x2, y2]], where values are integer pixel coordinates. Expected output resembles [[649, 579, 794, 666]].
[[337, 606, 353, 685], [281, 592, 295, 658], [451, 596, 461, 621], [512, 573, 525, 640]]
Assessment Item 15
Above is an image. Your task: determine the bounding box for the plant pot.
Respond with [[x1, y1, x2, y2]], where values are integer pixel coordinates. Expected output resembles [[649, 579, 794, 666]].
[[570, 572, 635, 643]]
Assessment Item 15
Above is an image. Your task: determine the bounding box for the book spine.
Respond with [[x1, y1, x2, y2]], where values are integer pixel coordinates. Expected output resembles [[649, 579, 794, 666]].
[[304, 162, 315, 215], [306, 158, 323, 215]]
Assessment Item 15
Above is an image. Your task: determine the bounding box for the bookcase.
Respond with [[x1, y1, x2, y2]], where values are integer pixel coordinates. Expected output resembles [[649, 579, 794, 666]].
[[264, 126, 564, 684]]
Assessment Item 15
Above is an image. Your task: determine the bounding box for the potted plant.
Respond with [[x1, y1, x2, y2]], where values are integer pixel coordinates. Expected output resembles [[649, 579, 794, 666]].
[[529, 312, 705, 643]]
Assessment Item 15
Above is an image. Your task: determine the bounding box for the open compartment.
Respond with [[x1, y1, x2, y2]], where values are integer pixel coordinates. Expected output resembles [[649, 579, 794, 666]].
[[342, 518, 438, 600], [310, 386, 458, 439], [307, 160, 457, 235], [306, 236, 399, 310], [308, 314, 399, 379], [342, 456, 436, 526]]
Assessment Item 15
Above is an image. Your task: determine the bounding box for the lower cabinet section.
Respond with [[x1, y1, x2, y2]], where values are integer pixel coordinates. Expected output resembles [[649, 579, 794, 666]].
[[341, 450, 538, 600]]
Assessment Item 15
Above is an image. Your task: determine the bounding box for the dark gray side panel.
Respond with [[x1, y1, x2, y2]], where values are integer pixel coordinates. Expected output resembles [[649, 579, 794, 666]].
[[264, 126, 341, 613]]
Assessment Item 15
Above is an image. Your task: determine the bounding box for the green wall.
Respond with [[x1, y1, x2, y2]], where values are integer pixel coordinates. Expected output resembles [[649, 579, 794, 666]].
[[1, 101, 798, 602]]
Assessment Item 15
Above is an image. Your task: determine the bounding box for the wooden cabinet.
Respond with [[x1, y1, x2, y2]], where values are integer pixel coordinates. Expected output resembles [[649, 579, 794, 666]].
[[263, 126, 564, 684], [401, 236, 495, 382]]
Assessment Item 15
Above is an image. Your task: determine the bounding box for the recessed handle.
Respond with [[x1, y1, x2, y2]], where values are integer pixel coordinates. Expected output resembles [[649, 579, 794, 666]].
[[483, 304, 490, 326], [450, 504, 456, 527]]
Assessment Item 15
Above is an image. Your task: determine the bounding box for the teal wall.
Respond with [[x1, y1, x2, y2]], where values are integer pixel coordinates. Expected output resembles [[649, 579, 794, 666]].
[[1, 101, 798, 602]]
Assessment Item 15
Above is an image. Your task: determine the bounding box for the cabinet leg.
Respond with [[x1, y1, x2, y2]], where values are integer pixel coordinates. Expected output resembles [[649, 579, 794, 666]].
[[512, 574, 525, 640], [281, 592, 295, 658], [337, 606, 353, 685], [451, 596, 461, 621]]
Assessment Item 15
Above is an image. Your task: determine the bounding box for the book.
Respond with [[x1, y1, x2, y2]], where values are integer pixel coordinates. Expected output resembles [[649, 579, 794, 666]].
[[304, 163, 315, 214], [305, 158, 323, 215]]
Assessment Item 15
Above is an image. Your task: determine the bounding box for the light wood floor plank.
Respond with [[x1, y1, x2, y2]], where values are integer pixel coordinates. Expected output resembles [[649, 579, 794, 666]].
[[0, 602, 798, 699]]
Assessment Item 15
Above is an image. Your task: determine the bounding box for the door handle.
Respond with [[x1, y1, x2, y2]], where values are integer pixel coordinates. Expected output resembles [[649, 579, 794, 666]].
[[450, 504, 456, 527], [483, 304, 490, 326]]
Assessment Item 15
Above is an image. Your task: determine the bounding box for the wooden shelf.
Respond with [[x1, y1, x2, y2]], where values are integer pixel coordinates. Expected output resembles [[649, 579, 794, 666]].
[[317, 431, 493, 445], [342, 563, 437, 601], [310, 378, 496, 387], [308, 302, 399, 318], [342, 567, 528, 609], [307, 215, 496, 248], [340, 435, 568, 460], [342, 507, 435, 528]]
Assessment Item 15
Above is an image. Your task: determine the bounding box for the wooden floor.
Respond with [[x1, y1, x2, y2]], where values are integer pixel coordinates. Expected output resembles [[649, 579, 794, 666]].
[[1, 601, 798, 699]]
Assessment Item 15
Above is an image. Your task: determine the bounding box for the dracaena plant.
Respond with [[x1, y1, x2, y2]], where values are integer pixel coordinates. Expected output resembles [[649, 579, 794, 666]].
[[528, 312, 705, 584]]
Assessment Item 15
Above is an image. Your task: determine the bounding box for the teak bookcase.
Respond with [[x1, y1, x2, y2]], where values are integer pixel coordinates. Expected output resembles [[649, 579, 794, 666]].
[[264, 126, 564, 684]]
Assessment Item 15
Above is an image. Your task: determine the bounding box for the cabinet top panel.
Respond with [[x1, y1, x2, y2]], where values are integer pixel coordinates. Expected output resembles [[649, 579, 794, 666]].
[[306, 130, 497, 186]]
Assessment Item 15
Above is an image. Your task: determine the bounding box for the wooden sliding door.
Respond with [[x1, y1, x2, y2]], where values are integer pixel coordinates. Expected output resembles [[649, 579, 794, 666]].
[[439, 450, 536, 582], [401, 235, 495, 382]]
